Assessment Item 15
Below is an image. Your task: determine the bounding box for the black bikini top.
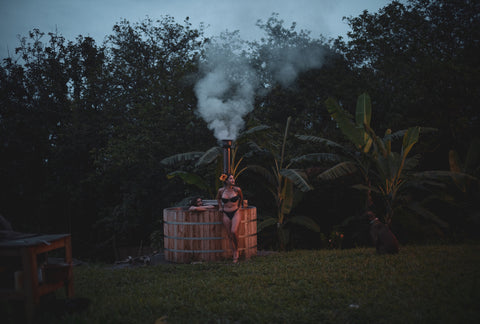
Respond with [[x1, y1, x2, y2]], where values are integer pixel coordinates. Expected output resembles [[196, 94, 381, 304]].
[[222, 195, 240, 204]]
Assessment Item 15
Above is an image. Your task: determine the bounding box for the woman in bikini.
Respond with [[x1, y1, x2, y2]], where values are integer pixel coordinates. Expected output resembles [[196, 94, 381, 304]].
[[216, 173, 243, 263]]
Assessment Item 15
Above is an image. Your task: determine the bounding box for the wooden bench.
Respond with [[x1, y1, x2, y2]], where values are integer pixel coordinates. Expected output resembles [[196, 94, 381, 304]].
[[0, 233, 73, 323]]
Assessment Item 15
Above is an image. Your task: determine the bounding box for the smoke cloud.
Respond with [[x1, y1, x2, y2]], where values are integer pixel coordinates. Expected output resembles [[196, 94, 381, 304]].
[[194, 38, 325, 141], [195, 43, 258, 140]]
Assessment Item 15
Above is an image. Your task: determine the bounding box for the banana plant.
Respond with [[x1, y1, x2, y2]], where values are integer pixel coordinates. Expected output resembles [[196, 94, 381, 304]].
[[247, 116, 319, 250], [368, 126, 421, 225], [297, 93, 431, 227], [160, 125, 270, 198], [326, 93, 373, 153], [296, 93, 377, 209]]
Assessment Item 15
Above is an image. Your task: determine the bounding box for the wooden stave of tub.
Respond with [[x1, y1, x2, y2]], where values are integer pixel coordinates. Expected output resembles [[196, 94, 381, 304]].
[[163, 206, 257, 263]]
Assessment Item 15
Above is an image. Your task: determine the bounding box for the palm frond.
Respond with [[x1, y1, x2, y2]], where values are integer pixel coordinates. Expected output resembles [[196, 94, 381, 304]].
[[235, 166, 249, 179], [160, 152, 205, 166], [407, 202, 449, 229], [401, 127, 420, 159], [195, 147, 222, 167], [400, 178, 447, 191], [388, 127, 435, 142], [414, 170, 478, 182], [290, 153, 344, 164], [280, 178, 294, 216], [325, 97, 365, 148], [389, 130, 407, 141], [231, 156, 245, 177], [257, 217, 278, 232], [318, 161, 358, 181], [355, 93, 372, 128], [351, 183, 381, 194], [404, 154, 421, 171], [279, 169, 312, 192], [363, 124, 384, 155], [246, 141, 263, 152], [238, 125, 270, 137], [295, 134, 345, 150]]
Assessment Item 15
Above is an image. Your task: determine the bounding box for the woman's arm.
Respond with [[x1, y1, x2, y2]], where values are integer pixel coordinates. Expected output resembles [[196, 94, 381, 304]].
[[236, 187, 244, 208], [189, 206, 214, 211], [216, 188, 224, 211]]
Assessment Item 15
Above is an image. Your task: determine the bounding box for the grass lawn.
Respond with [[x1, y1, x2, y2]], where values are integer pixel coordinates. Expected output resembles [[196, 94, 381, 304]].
[[3, 243, 480, 323]]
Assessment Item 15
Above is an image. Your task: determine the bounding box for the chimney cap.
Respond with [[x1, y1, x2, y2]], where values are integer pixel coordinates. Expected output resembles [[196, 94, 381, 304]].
[[221, 139, 233, 147]]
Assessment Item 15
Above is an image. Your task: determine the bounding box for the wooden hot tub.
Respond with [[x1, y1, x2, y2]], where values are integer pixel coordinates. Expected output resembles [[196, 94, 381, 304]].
[[163, 206, 257, 263]]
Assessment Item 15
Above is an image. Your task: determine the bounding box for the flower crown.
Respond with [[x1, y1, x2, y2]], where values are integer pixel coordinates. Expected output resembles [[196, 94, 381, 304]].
[[219, 174, 227, 182]]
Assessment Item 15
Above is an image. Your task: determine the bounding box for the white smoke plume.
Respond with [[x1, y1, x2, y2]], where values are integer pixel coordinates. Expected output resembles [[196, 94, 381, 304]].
[[195, 41, 258, 141], [194, 36, 326, 141]]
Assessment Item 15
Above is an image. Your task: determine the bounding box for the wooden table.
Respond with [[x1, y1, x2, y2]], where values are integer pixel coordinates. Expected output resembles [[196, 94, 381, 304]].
[[0, 233, 73, 322]]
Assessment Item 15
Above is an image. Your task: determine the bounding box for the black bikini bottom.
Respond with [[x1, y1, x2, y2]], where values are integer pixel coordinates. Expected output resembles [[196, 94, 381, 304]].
[[223, 208, 239, 220]]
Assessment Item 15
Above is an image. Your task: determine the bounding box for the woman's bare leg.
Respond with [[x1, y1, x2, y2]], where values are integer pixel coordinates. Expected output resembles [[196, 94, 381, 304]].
[[223, 215, 235, 258], [231, 212, 241, 262]]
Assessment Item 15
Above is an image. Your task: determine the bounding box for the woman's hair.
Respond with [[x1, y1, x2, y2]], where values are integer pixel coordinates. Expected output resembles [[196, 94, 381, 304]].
[[190, 196, 202, 206], [223, 173, 235, 185]]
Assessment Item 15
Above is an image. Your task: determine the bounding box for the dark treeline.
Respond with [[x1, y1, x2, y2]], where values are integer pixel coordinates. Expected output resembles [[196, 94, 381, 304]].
[[1, 0, 479, 259]]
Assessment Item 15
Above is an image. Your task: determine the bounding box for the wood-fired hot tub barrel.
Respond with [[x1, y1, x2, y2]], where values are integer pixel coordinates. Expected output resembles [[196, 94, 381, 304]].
[[163, 206, 257, 263]]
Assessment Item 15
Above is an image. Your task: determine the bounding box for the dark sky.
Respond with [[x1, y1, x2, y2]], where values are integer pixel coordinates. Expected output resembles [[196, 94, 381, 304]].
[[0, 0, 393, 59]]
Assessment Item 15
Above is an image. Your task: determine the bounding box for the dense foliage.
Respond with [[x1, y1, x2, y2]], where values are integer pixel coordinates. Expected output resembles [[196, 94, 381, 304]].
[[1, 0, 478, 259]]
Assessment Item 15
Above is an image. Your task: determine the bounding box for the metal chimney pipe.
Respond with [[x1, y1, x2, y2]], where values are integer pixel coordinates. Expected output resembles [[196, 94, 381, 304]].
[[221, 139, 232, 175]]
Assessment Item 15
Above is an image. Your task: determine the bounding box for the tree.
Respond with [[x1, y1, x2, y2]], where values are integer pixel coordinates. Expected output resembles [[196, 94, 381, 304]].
[[341, 0, 480, 166], [0, 29, 73, 232], [88, 16, 210, 257], [249, 13, 356, 135]]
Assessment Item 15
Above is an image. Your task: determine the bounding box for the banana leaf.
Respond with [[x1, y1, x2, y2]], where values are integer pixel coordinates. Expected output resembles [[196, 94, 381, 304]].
[[318, 161, 358, 181], [378, 152, 402, 182], [280, 177, 294, 217], [413, 170, 479, 192], [291, 153, 344, 164], [407, 202, 449, 229], [160, 152, 205, 166], [356, 93, 373, 151], [295, 134, 345, 150], [404, 154, 421, 171], [257, 217, 278, 232], [326, 97, 365, 149], [239, 125, 270, 136], [401, 126, 420, 158], [280, 169, 312, 192], [355, 93, 372, 128], [351, 183, 381, 194], [196, 147, 222, 166], [388, 129, 407, 142], [287, 215, 321, 232]]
